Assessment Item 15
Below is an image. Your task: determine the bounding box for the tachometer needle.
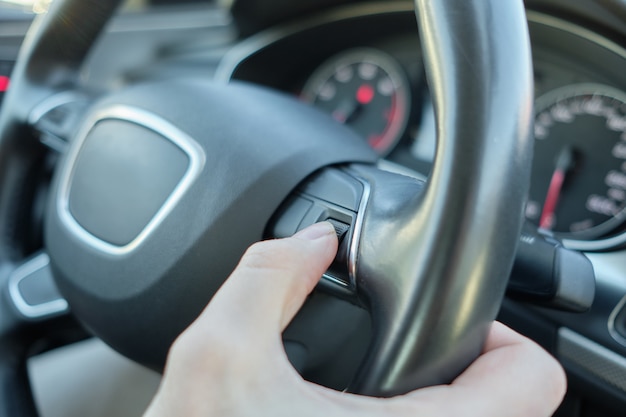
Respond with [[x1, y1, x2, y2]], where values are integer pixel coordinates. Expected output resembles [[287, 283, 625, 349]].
[[539, 147, 574, 229], [332, 100, 360, 124]]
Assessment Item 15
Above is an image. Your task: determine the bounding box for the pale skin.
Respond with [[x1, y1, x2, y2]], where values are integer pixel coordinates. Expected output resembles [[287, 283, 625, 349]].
[[145, 221, 567, 417]]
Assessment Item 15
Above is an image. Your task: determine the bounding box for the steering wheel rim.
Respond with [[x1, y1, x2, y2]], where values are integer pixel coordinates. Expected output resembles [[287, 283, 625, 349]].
[[0, 0, 533, 414], [349, 1, 533, 394]]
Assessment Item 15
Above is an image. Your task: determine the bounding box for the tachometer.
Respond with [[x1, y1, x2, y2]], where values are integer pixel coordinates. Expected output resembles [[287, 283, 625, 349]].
[[526, 84, 626, 240], [301, 48, 410, 156]]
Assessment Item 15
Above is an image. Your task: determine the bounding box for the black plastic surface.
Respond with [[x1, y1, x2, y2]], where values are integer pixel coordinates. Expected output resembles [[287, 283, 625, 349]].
[[270, 196, 313, 238], [508, 224, 596, 312], [509, 226, 559, 299], [553, 248, 596, 312], [298, 168, 363, 211]]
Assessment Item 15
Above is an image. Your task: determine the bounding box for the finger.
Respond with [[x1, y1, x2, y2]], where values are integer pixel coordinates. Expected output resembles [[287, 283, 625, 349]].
[[192, 221, 338, 343], [403, 322, 567, 417], [453, 322, 566, 416]]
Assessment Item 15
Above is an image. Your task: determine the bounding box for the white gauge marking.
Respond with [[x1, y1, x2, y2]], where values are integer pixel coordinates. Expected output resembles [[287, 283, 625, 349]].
[[358, 62, 377, 80], [335, 65, 353, 83]]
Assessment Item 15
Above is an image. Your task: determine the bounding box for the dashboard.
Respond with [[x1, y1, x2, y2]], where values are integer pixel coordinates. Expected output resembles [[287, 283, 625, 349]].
[[0, 1, 625, 416], [218, 4, 626, 250]]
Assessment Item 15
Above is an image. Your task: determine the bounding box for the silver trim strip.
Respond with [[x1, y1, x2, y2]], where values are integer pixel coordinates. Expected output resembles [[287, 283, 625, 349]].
[[608, 295, 626, 347], [322, 273, 350, 289], [28, 91, 86, 126], [558, 327, 626, 393], [8, 253, 68, 320], [317, 172, 372, 292], [56, 105, 206, 256], [347, 175, 372, 289], [526, 10, 626, 60]]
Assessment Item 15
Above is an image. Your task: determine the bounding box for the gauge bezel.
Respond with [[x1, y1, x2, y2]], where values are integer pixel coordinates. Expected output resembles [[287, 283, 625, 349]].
[[300, 47, 411, 157], [530, 83, 626, 247]]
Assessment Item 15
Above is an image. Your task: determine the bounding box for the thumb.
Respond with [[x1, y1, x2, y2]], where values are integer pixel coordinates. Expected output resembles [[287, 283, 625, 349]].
[[192, 221, 338, 343]]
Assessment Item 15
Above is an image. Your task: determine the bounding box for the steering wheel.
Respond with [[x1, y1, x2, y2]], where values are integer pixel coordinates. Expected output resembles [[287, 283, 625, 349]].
[[0, 0, 533, 415]]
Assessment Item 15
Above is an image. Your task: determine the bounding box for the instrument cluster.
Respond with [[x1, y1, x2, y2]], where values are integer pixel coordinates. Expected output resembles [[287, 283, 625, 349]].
[[223, 6, 626, 248]]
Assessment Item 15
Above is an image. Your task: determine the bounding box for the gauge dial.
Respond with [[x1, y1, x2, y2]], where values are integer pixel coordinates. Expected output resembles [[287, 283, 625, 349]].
[[526, 84, 626, 239], [301, 48, 410, 156]]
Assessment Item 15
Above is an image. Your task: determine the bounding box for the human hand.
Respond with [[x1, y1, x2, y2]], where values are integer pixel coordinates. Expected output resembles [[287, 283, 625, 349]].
[[144, 222, 566, 417]]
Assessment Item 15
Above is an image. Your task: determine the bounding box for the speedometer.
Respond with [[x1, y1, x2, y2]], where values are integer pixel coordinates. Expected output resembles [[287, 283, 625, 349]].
[[526, 84, 626, 240], [300, 48, 410, 156]]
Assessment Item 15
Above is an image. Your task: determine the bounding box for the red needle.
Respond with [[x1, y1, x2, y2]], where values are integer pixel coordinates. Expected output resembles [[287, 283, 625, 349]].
[[539, 147, 573, 230], [0, 75, 9, 92]]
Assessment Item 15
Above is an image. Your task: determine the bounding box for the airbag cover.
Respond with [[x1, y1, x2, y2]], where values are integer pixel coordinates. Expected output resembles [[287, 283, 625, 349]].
[[68, 119, 189, 247]]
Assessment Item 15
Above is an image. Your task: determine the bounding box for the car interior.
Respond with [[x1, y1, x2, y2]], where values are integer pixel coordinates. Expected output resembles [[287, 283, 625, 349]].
[[0, 0, 625, 416]]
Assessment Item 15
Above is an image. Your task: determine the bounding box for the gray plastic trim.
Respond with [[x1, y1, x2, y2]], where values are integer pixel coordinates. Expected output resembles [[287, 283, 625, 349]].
[[8, 253, 68, 320], [558, 327, 626, 394], [56, 105, 206, 255]]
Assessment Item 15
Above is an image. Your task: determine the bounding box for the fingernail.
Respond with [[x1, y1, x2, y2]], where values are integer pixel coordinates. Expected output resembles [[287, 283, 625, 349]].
[[294, 221, 336, 241]]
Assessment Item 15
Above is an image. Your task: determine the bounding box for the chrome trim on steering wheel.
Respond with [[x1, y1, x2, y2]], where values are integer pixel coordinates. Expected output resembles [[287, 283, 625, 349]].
[[346, 172, 372, 289], [56, 105, 206, 256]]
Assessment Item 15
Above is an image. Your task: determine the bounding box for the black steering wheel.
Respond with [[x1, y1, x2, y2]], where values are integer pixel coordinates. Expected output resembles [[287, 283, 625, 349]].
[[0, 0, 533, 415]]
